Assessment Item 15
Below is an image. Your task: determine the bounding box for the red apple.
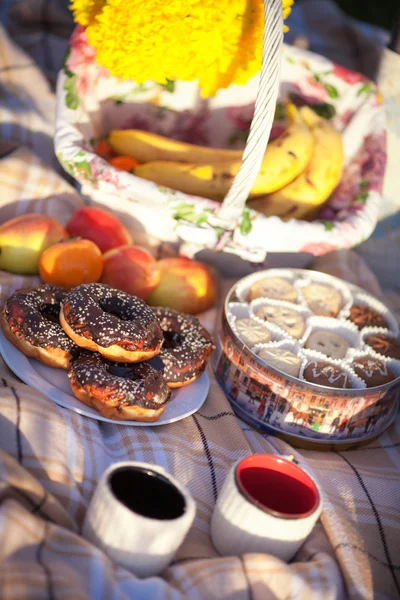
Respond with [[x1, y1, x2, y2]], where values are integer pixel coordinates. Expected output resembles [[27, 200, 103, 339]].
[[101, 245, 160, 300], [66, 206, 132, 253], [147, 257, 217, 314]]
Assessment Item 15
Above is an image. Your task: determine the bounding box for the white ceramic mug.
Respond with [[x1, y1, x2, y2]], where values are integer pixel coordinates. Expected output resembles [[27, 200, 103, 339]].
[[82, 461, 196, 577], [211, 454, 322, 562]]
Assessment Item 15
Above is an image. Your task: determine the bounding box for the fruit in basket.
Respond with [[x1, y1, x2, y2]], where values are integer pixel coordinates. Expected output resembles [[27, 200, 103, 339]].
[[101, 245, 160, 300], [109, 155, 139, 172], [66, 206, 132, 253], [147, 257, 216, 314], [248, 107, 344, 220], [39, 239, 103, 288], [134, 161, 237, 201], [108, 129, 244, 165], [0, 214, 68, 275], [94, 140, 114, 160], [132, 105, 314, 201]]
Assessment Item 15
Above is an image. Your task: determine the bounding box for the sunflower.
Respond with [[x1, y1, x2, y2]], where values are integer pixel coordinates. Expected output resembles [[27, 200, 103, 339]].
[[70, 0, 293, 97]]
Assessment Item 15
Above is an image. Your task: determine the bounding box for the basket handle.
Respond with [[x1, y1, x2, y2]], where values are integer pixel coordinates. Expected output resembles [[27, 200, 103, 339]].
[[215, 0, 284, 228]]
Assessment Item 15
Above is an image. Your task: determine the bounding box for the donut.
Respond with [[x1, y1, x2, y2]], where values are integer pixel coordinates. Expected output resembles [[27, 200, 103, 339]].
[[68, 352, 171, 421], [60, 283, 163, 362], [1, 285, 79, 369], [151, 307, 214, 388]]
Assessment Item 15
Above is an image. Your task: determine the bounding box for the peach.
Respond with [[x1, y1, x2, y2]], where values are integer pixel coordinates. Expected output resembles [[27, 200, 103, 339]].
[[39, 238, 103, 288], [0, 213, 68, 274], [101, 245, 160, 300], [67, 206, 132, 253], [147, 257, 217, 314]]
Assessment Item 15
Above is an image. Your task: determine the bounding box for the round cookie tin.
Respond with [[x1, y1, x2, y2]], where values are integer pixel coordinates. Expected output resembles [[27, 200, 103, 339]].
[[213, 269, 400, 449]]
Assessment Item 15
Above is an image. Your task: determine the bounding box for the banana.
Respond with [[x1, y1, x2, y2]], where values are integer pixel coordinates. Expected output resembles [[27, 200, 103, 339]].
[[108, 129, 243, 164], [133, 105, 315, 201], [134, 160, 240, 200], [249, 104, 315, 195], [248, 107, 343, 220]]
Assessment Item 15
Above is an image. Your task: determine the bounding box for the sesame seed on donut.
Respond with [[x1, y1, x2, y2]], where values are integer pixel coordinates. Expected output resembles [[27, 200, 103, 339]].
[[68, 352, 171, 421], [1, 285, 79, 369], [60, 283, 163, 362], [151, 307, 215, 387]]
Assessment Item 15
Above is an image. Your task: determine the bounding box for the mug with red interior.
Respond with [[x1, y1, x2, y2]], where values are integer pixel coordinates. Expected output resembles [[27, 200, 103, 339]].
[[211, 454, 322, 561]]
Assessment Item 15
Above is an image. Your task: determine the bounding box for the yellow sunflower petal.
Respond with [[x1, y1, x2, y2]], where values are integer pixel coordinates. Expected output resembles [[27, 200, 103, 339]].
[[70, 0, 105, 26], [70, 0, 293, 97]]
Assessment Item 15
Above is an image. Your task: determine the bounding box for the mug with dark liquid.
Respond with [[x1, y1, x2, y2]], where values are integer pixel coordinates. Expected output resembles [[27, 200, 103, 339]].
[[83, 462, 196, 577], [211, 454, 322, 561]]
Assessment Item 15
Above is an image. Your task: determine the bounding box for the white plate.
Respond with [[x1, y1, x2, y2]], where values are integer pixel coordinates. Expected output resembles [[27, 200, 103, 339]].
[[0, 329, 210, 426]]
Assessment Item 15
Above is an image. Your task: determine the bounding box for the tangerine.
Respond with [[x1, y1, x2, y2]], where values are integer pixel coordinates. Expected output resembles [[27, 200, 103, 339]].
[[39, 239, 103, 289], [95, 140, 114, 160], [109, 155, 139, 172]]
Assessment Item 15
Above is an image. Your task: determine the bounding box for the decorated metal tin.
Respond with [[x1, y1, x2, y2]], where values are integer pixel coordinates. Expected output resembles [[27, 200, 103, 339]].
[[213, 269, 400, 448]]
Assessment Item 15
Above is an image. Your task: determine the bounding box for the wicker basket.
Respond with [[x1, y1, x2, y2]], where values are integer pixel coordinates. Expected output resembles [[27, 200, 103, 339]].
[[54, 0, 386, 275]]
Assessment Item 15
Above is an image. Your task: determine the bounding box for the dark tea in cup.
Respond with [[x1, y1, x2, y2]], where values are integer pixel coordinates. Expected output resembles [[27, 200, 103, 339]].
[[109, 466, 186, 520], [83, 461, 196, 577]]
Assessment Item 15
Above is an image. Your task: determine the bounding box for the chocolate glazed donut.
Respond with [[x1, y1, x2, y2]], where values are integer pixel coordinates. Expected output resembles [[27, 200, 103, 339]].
[[60, 283, 163, 362], [151, 307, 215, 387], [68, 352, 171, 421], [1, 285, 79, 369]]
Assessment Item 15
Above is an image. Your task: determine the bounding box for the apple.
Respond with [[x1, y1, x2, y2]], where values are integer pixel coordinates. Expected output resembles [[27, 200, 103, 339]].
[[0, 213, 68, 274], [147, 257, 217, 314], [101, 245, 160, 300], [66, 206, 132, 253]]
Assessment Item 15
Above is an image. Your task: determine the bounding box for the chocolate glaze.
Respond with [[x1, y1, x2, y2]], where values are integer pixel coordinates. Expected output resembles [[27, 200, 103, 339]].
[[151, 307, 214, 385], [62, 284, 163, 351], [3, 285, 78, 353], [69, 352, 171, 410]]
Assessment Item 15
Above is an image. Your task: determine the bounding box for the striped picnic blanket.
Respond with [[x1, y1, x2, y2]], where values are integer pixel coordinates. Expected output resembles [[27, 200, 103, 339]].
[[1, 2, 400, 598]]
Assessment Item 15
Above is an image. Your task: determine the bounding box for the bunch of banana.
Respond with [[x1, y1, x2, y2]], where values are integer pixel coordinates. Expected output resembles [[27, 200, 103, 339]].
[[107, 103, 343, 218], [248, 107, 344, 220]]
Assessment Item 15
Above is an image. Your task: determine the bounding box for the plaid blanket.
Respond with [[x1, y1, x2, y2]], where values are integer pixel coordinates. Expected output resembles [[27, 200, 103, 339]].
[[1, 2, 400, 598]]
